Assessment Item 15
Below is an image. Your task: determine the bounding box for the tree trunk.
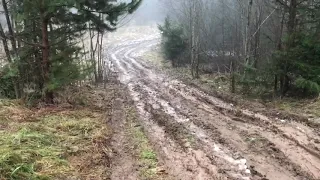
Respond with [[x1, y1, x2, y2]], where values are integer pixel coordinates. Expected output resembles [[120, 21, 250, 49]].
[[2, 0, 22, 98], [253, 6, 262, 68], [33, 20, 44, 92], [89, 25, 98, 83], [98, 31, 104, 82], [280, 0, 297, 96], [274, 3, 286, 95], [40, 8, 53, 103], [287, 0, 297, 36], [191, 0, 200, 79], [194, 35, 200, 78], [231, 60, 236, 93], [2, 0, 17, 53], [0, 23, 11, 62], [244, 0, 253, 67], [191, 0, 196, 78], [274, 75, 278, 96]]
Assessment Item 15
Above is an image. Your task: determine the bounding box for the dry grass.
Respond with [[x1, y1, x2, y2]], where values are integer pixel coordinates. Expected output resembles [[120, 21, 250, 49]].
[[270, 98, 320, 119], [0, 86, 113, 180]]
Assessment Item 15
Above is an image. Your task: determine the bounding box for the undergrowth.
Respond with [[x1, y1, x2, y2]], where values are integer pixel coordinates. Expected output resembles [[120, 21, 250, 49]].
[[0, 90, 111, 180]]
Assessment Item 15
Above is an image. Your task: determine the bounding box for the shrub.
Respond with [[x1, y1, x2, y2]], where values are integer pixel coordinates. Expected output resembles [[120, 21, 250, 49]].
[[158, 17, 188, 67]]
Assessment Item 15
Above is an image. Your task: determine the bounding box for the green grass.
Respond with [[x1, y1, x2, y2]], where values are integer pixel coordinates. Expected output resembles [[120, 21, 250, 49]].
[[141, 150, 157, 160], [126, 107, 159, 179], [0, 100, 110, 180], [0, 122, 71, 179]]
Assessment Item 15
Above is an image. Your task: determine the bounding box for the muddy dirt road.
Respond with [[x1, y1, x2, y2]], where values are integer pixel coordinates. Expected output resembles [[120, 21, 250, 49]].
[[107, 35, 320, 180]]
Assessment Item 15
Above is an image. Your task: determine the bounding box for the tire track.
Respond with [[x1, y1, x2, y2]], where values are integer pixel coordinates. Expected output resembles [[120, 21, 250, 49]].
[[107, 36, 320, 180]]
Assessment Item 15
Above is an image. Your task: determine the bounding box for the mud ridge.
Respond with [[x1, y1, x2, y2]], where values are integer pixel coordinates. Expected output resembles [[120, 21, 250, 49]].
[[194, 92, 320, 159]]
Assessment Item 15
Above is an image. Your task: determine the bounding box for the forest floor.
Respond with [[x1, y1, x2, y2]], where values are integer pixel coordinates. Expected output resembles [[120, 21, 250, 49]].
[[105, 26, 320, 180]]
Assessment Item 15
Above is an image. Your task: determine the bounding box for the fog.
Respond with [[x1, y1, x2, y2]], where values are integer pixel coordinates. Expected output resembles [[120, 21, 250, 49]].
[[122, 0, 166, 26], [0, 1, 166, 28]]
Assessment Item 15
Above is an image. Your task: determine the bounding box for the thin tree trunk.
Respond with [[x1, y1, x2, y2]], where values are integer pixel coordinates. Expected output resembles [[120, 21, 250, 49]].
[[15, 21, 21, 49], [253, 6, 262, 68], [33, 20, 43, 92], [191, 0, 196, 78], [275, 3, 286, 95], [2, 0, 22, 98], [230, 17, 239, 94], [40, 4, 53, 103], [221, 1, 226, 61], [2, 0, 17, 53], [89, 25, 98, 83], [194, 34, 200, 78], [244, 0, 253, 67], [98, 31, 104, 82], [191, 0, 200, 79], [0, 23, 11, 62]]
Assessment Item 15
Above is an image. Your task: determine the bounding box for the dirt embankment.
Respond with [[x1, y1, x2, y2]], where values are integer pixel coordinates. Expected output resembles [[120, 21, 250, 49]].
[[108, 35, 320, 180]]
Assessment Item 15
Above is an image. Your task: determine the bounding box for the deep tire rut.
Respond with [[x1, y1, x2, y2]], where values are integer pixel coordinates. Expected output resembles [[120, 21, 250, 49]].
[[107, 36, 320, 180]]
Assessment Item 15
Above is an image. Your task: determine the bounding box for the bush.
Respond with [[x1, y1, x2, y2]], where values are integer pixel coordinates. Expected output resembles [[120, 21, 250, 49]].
[[0, 64, 18, 99], [158, 17, 188, 67], [275, 32, 320, 96]]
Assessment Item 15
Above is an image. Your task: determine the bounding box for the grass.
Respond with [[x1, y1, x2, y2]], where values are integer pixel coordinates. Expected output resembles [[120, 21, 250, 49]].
[[270, 98, 320, 120], [126, 107, 159, 179], [0, 95, 111, 180]]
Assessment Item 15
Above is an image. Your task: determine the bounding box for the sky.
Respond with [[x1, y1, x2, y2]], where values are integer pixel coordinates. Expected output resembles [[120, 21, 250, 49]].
[[122, 0, 166, 26], [0, 0, 166, 30]]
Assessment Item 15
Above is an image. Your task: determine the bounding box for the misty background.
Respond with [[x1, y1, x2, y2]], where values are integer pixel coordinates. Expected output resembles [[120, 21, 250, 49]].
[[122, 0, 166, 26]]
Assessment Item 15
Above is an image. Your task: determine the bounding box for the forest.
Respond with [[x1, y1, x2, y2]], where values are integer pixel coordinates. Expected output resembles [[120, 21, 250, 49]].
[[159, 0, 320, 98], [0, 0, 142, 103]]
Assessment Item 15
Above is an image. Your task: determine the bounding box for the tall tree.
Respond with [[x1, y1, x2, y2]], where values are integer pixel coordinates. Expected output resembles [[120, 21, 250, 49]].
[[2, 0, 143, 102], [2, 0, 17, 53]]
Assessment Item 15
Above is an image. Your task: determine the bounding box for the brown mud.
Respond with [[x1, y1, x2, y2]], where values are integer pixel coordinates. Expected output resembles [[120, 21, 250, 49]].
[[107, 36, 320, 180]]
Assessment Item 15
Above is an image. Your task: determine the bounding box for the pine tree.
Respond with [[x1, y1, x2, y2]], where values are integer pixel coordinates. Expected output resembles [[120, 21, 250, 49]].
[[159, 17, 187, 67], [4, 0, 142, 103]]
